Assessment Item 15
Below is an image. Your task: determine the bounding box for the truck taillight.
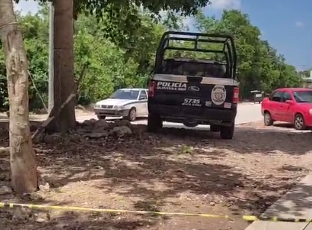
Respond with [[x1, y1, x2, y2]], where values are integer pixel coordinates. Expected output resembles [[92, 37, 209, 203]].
[[148, 81, 156, 97], [233, 87, 239, 103]]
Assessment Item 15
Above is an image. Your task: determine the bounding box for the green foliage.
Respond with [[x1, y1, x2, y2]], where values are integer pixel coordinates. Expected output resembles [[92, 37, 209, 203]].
[[19, 12, 49, 110], [72, 0, 212, 19], [15, 0, 211, 46], [73, 12, 165, 104], [0, 10, 49, 111], [9, 0, 209, 109], [0, 5, 302, 110], [0, 6, 167, 108], [193, 10, 301, 98]]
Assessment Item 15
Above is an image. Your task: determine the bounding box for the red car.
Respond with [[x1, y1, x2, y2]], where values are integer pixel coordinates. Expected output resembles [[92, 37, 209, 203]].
[[261, 88, 312, 130]]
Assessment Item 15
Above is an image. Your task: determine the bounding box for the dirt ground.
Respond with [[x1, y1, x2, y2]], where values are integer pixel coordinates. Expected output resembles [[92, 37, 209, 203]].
[[0, 120, 312, 230]]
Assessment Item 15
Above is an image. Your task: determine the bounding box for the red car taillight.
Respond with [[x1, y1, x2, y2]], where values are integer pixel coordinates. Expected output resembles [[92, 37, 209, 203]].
[[233, 87, 239, 103], [148, 81, 156, 97]]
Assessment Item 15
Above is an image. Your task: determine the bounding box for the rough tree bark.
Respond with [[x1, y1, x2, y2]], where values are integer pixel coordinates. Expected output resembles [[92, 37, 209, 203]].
[[0, 0, 38, 193], [50, 0, 76, 132]]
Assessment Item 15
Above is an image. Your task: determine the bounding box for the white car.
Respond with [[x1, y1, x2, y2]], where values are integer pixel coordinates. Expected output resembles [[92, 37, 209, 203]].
[[94, 88, 148, 121]]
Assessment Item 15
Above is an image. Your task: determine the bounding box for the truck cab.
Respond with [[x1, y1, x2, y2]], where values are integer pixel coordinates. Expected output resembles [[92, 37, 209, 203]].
[[147, 31, 239, 139]]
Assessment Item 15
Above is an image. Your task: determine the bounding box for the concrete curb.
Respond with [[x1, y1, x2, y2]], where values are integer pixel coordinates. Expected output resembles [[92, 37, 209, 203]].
[[245, 173, 312, 230]]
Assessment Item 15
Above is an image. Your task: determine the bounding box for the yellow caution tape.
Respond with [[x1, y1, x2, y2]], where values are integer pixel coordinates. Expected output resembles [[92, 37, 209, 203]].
[[0, 202, 311, 223]]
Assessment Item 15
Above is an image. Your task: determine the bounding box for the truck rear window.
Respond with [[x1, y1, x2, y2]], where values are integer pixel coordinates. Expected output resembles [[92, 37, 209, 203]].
[[161, 59, 227, 78]]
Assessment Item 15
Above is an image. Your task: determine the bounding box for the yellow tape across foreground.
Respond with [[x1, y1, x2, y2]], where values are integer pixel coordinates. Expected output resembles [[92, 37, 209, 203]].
[[0, 202, 311, 223]]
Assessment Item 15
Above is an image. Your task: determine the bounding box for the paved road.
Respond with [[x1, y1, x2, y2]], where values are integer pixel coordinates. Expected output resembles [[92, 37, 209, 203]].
[[236, 103, 262, 124], [76, 103, 263, 128]]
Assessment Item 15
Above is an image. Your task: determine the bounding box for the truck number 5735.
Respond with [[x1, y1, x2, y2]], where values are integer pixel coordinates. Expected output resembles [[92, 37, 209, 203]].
[[182, 98, 201, 106]]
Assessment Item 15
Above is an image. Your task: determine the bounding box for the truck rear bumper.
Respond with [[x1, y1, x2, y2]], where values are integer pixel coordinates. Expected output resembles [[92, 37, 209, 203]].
[[148, 104, 237, 124]]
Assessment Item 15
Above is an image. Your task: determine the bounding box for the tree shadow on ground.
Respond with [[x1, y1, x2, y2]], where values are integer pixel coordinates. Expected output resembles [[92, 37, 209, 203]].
[[261, 178, 312, 218], [158, 125, 312, 155], [42, 127, 309, 198], [1, 122, 312, 229], [0, 209, 159, 230]]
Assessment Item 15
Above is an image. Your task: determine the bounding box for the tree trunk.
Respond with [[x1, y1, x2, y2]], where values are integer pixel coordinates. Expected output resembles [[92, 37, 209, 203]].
[[51, 0, 76, 132], [0, 0, 37, 193]]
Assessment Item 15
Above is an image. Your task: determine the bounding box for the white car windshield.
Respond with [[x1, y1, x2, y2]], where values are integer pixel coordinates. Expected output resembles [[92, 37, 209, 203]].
[[110, 89, 140, 100], [293, 91, 312, 103]]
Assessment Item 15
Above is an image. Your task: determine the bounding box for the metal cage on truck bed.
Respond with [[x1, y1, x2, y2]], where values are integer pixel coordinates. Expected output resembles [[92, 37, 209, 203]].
[[154, 31, 237, 80]]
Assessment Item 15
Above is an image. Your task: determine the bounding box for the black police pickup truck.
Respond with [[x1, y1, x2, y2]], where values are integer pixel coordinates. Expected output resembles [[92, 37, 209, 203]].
[[147, 31, 239, 139]]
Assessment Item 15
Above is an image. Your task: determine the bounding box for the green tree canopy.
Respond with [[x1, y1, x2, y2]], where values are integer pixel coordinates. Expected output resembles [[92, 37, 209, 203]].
[[194, 10, 301, 98], [0, 6, 303, 111], [0, 6, 169, 109]]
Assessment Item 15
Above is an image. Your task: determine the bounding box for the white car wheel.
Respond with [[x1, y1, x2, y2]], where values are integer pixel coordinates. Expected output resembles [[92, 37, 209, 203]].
[[127, 108, 137, 121]]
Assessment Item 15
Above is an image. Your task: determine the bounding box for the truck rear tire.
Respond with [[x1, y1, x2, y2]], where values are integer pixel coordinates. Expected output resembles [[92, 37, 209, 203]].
[[220, 123, 234, 139], [147, 113, 163, 132]]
